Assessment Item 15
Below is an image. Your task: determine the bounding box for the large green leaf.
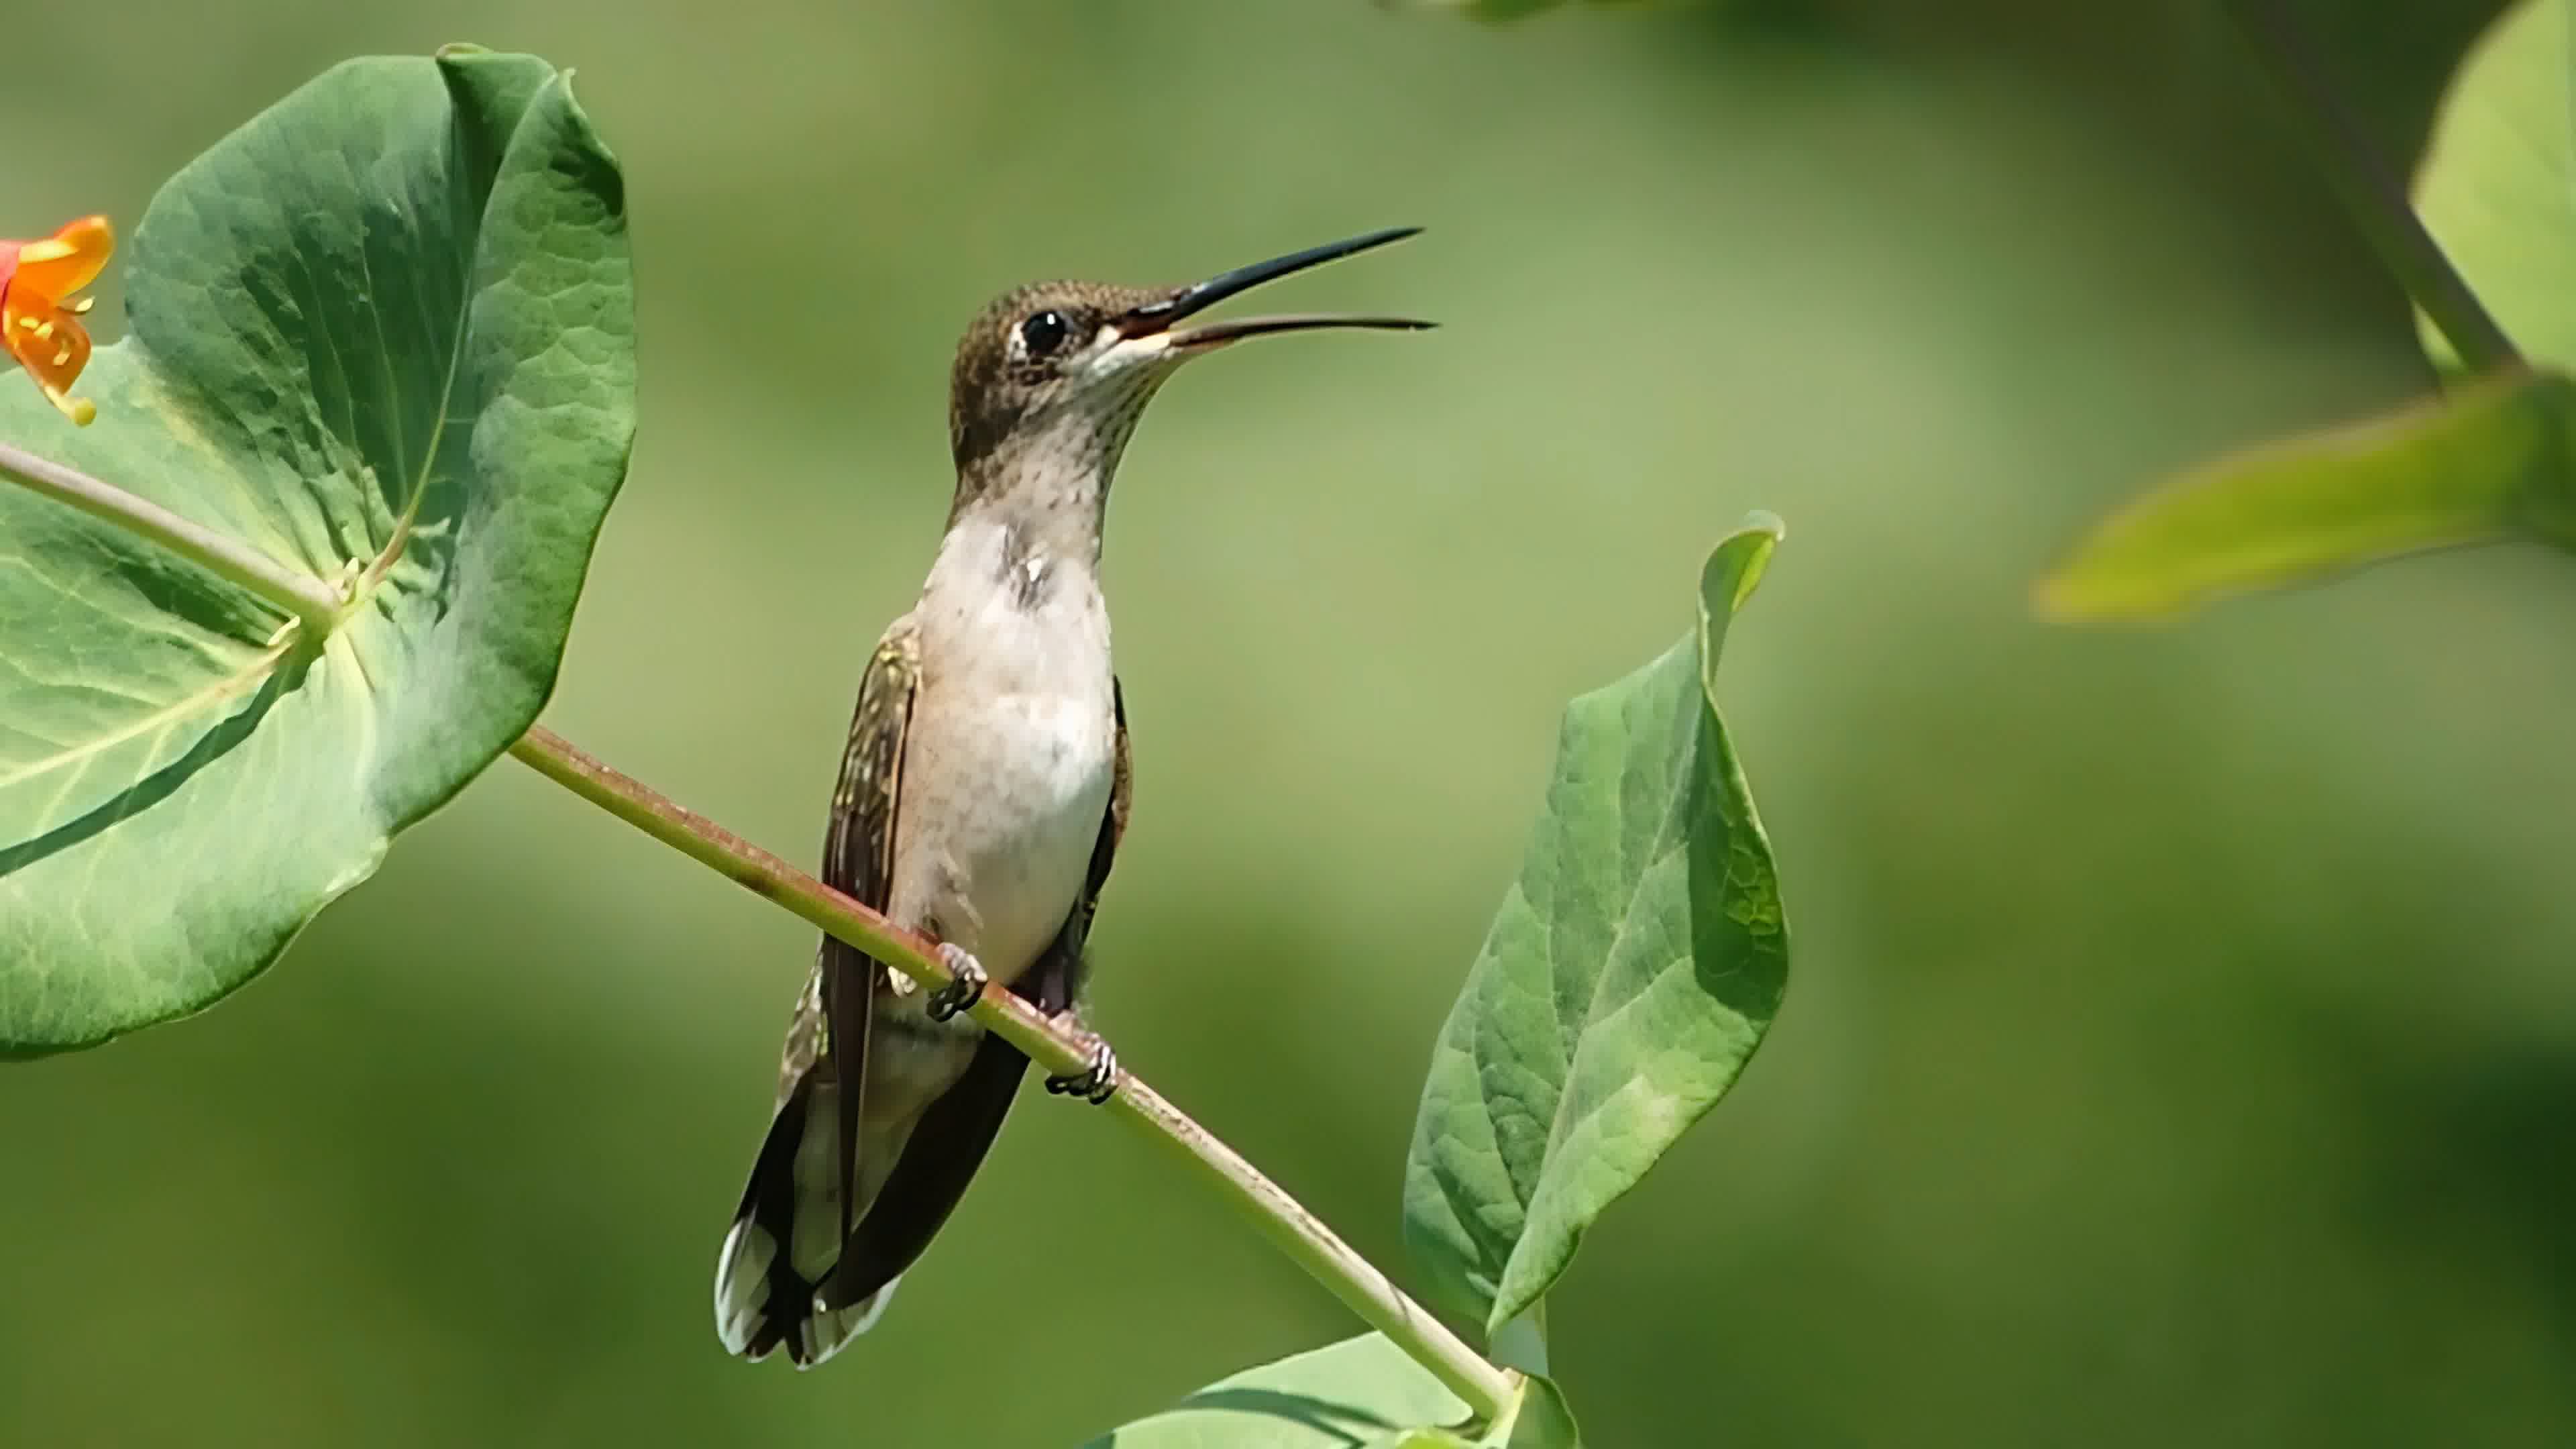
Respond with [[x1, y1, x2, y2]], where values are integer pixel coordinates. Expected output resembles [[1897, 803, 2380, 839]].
[[2413, 0, 2573, 372], [0, 48, 633, 1053], [1083, 1335, 1577, 1448], [1403, 517, 1790, 1337], [2034, 370, 2576, 622]]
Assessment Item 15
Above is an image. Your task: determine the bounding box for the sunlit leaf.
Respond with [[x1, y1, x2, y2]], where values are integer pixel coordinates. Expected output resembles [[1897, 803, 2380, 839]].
[[1080, 1334, 1470, 1448], [1086, 1335, 1578, 1448], [2413, 0, 2575, 372], [0, 48, 634, 1052], [2034, 370, 2576, 622], [1402, 515, 1790, 1336]]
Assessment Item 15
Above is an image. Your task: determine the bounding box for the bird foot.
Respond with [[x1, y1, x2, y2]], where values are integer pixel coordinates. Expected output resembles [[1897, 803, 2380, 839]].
[[924, 945, 987, 1022], [1044, 1029, 1119, 1106]]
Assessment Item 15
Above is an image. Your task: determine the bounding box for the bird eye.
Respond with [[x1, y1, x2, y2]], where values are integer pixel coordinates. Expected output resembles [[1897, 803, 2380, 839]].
[[1017, 309, 1073, 358]]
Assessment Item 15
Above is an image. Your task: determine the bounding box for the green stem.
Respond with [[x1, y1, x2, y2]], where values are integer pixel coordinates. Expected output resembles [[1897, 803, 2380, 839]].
[[2223, 0, 2520, 373], [0, 428, 1506, 1411], [0, 440, 343, 635], [1490, 1304, 1550, 1378], [506, 725, 1516, 1419]]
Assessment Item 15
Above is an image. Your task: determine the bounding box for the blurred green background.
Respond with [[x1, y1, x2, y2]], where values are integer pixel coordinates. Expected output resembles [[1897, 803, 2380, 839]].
[[10, 1, 2576, 1444]]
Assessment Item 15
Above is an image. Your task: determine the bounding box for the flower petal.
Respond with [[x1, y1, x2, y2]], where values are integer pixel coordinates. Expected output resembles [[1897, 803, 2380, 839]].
[[13, 215, 113, 299], [3, 293, 96, 425]]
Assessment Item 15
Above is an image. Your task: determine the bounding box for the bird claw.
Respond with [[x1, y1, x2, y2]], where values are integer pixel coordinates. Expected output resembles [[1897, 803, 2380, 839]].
[[1044, 1034, 1119, 1106], [924, 945, 987, 1022]]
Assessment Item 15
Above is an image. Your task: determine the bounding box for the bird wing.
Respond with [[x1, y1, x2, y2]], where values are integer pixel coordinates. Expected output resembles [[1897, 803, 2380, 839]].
[[817, 623, 922, 1236], [717, 621, 919, 1363], [1073, 673, 1132, 961]]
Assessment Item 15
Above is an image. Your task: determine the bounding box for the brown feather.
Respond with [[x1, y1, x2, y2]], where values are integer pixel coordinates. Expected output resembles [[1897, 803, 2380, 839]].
[[719, 623, 919, 1362]]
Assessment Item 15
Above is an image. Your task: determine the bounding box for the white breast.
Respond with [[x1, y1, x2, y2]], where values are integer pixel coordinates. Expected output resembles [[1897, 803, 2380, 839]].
[[890, 517, 1117, 983]]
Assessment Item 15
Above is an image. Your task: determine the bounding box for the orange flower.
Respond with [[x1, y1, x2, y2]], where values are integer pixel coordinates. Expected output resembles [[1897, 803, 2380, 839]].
[[0, 215, 112, 425]]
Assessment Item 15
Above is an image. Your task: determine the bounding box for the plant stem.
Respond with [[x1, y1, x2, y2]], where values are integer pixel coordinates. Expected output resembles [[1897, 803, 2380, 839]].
[[0, 425, 1511, 1412], [506, 724, 1516, 1419], [0, 440, 343, 633], [2223, 0, 2520, 373]]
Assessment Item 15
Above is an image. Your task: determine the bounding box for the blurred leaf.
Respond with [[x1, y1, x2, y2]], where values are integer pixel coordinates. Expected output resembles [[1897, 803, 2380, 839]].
[[1081, 1334, 1470, 1447], [2413, 0, 2573, 372], [1402, 514, 1790, 1336], [2047, 0, 2576, 626], [2035, 370, 2576, 623], [0, 48, 633, 1053]]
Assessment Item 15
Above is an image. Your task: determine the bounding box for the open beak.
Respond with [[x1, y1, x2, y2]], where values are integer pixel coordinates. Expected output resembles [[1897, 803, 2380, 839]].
[[1114, 227, 1434, 350]]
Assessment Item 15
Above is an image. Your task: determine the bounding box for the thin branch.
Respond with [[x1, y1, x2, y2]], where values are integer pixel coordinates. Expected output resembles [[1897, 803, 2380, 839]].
[[2224, 0, 2520, 373], [0, 441, 344, 634], [0, 424, 1510, 1413], [506, 725, 1517, 1419]]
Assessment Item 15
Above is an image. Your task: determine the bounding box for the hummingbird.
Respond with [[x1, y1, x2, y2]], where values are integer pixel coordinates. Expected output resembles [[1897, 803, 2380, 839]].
[[712, 227, 1431, 1367]]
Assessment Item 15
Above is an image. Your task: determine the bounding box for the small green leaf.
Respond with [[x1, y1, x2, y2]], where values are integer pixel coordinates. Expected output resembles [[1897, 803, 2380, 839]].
[[2035, 370, 2576, 623], [1403, 515, 1790, 1336], [1489, 1375, 1579, 1449], [2413, 0, 2575, 372], [1087, 1336, 1580, 1449], [1387, 0, 1650, 20], [1079, 1334, 1471, 1448], [0, 50, 633, 1052], [1391, 1369, 1576, 1449]]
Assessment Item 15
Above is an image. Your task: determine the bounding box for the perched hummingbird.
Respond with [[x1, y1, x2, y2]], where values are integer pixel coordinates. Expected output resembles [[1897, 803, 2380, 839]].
[[712, 227, 1430, 1367]]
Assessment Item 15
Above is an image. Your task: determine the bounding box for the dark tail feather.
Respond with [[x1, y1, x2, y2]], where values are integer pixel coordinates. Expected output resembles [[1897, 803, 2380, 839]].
[[821, 1033, 1028, 1309], [713, 1072, 893, 1368], [818, 924, 1085, 1309], [716, 957, 883, 1368], [715, 931, 1084, 1368]]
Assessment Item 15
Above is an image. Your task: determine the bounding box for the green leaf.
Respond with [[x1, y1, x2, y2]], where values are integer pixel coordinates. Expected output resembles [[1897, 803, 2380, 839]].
[[1393, 1370, 1576, 1449], [0, 49, 633, 1053], [2039, 0, 2576, 623], [1389, 0, 1650, 21], [1080, 1334, 1471, 1448], [1402, 514, 1791, 1336], [2033, 370, 2576, 623], [1489, 1376, 1579, 1449], [1085, 1335, 1578, 1449], [2412, 0, 2575, 372]]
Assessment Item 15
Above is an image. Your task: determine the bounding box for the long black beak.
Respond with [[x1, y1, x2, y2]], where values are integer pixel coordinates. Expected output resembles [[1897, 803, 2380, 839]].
[[1117, 227, 1434, 345]]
